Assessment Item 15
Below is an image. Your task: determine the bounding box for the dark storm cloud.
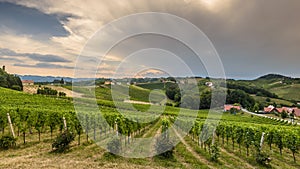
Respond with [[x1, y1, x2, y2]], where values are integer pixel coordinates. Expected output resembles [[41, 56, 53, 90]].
[[0, 1, 69, 40], [105, 0, 300, 78], [0, 48, 70, 63], [1, 0, 300, 78]]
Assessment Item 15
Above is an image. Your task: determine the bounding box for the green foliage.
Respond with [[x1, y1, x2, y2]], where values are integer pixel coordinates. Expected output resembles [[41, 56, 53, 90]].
[[199, 91, 211, 109], [59, 92, 66, 97], [155, 136, 175, 159], [37, 87, 58, 96], [165, 83, 181, 102], [256, 152, 271, 166], [210, 142, 220, 162], [281, 110, 288, 119], [284, 131, 300, 162], [0, 135, 16, 150], [136, 82, 164, 90], [107, 136, 121, 155], [0, 68, 23, 91], [220, 81, 278, 98], [52, 131, 75, 152], [226, 89, 255, 109]]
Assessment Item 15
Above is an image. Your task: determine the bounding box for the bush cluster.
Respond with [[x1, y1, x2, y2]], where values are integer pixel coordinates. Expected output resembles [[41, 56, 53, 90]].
[[52, 131, 75, 152], [0, 135, 16, 150]]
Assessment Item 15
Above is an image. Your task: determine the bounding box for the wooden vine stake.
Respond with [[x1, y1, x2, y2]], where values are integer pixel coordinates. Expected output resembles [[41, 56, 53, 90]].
[[259, 132, 265, 152], [7, 113, 15, 138], [63, 116, 67, 131]]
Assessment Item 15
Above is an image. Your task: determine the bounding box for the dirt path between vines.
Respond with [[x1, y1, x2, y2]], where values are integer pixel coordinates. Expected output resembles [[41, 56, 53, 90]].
[[172, 128, 214, 169], [220, 148, 255, 169]]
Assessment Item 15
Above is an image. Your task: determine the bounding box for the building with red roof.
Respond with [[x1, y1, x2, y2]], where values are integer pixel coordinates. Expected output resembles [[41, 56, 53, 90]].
[[22, 80, 34, 85], [224, 104, 241, 112]]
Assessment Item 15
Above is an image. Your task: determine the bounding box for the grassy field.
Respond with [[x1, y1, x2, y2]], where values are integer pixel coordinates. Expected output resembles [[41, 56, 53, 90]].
[[269, 84, 300, 101], [252, 95, 294, 106]]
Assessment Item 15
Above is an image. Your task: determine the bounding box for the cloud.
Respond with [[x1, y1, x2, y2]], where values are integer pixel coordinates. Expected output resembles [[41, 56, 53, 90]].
[[14, 63, 74, 69], [0, 2, 69, 40], [0, 48, 70, 63], [0, 56, 22, 62], [0, 0, 300, 78]]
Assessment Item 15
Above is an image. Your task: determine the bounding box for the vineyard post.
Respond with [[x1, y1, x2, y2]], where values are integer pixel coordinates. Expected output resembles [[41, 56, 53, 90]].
[[260, 132, 265, 152], [7, 113, 16, 138], [63, 116, 67, 131], [115, 120, 118, 136]]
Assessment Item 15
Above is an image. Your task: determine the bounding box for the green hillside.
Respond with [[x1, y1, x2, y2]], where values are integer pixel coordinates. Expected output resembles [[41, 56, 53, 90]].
[[0, 67, 23, 91], [252, 74, 300, 101], [0, 86, 73, 112], [136, 82, 165, 90]]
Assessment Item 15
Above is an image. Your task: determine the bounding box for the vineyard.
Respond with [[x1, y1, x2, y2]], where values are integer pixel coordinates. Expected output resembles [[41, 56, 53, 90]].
[[0, 86, 300, 169]]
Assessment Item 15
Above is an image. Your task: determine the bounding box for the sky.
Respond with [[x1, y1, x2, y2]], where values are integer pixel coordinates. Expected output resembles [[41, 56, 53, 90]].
[[0, 0, 299, 79]]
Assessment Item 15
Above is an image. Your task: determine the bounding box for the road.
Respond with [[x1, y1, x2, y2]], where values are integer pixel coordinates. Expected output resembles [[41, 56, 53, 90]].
[[242, 108, 300, 125]]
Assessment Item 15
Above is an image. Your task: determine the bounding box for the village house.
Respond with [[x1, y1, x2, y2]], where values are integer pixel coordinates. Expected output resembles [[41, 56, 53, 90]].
[[263, 105, 300, 117], [205, 82, 213, 87], [224, 104, 241, 112], [22, 80, 34, 86]]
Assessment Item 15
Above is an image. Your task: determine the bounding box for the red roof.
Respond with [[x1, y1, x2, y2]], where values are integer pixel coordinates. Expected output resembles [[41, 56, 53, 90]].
[[22, 80, 34, 83], [277, 107, 293, 113], [265, 106, 300, 117], [293, 109, 300, 117], [224, 105, 241, 111], [264, 107, 275, 113]]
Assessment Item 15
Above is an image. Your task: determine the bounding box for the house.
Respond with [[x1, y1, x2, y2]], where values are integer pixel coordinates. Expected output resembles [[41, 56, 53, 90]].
[[276, 107, 293, 114], [293, 109, 300, 117], [104, 81, 112, 85], [22, 80, 34, 86], [264, 105, 277, 113], [264, 105, 300, 117], [224, 104, 241, 112], [205, 82, 213, 87]]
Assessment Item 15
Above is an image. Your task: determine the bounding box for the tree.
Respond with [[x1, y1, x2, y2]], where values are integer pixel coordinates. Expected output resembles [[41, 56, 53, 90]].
[[285, 131, 299, 162], [281, 110, 288, 119], [200, 91, 211, 109], [266, 128, 275, 150], [226, 89, 255, 109], [47, 112, 59, 139], [244, 127, 254, 156], [52, 130, 75, 153], [253, 103, 260, 112], [274, 129, 284, 155], [235, 126, 244, 153], [165, 83, 180, 102], [35, 111, 46, 142], [60, 78, 65, 85]]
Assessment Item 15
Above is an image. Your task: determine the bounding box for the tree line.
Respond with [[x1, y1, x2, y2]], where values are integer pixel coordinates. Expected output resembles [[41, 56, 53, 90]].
[[0, 68, 23, 91]]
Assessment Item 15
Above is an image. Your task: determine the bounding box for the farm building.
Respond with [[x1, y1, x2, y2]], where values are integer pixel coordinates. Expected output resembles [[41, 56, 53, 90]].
[[22, 80, 34, 86], [263, 105, 300, 117], [224, 104, 241, 112], [263, 105, 277, 113]]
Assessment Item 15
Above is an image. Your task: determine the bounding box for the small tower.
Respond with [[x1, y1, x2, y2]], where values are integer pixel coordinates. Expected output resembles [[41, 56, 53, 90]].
[[2, 65, 5, 71]]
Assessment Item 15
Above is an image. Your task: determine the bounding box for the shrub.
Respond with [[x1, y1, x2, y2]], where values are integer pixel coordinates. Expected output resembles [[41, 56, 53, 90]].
[[281, 111, 288, 119], [256, 152, 271, 166], [155, 136, 175, 159], [165, 102, 173, 106], [52, 131, 75, 152], [0, 135, 16, 150], [107, 136, 121, 155], [210, 143, 220, 162]]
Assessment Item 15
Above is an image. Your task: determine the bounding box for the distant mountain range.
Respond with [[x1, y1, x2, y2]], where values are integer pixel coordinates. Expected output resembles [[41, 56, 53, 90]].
[[18, 75, 93, 82]]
